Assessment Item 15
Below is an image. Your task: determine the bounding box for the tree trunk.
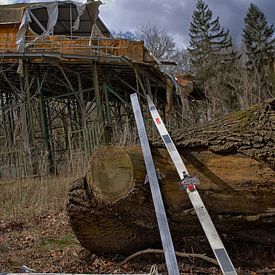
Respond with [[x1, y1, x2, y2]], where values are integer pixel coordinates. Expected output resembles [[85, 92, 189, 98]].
[[165, 98, 275, 169], [66, 99, 275, 255]]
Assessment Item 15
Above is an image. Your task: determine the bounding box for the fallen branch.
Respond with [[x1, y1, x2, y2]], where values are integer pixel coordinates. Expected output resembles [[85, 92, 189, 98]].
[[256, 268, 275, 274], [119, 248, 218, 266]]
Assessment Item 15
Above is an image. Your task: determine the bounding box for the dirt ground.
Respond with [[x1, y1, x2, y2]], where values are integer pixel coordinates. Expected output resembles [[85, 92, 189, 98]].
[[0, 177, 274, 274], [0, 210, 274, 274]]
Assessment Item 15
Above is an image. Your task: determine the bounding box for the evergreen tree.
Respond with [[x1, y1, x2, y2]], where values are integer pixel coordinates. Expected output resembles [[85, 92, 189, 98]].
[[242, 4, 275, 103], [188, 0, 236, 80], [187, 0, 238, 119], [243, 3, 274, 70], [113, 31, 138, 41]]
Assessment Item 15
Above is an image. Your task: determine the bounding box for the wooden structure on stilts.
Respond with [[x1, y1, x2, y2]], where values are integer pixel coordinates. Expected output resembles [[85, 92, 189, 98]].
[[0, 0, 189, 180]]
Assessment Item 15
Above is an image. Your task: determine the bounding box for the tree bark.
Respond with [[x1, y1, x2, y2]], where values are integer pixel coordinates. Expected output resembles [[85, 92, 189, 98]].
[[66, 99, 275, 255], [165, 98, 275, 169]]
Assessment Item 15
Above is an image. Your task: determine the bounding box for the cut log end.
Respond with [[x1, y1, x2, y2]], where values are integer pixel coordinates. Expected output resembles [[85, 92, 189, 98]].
[[86, 146, 135, 203]]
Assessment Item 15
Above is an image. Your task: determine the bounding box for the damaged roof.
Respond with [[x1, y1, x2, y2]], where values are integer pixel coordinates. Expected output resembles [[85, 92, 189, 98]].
[[0, 1, 110, 37], [0, 0, 94, 7]]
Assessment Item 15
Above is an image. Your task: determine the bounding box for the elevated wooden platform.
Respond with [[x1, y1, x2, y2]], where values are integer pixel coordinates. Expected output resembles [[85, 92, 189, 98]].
[[0, 28, 173, 180], [0, 5, 183, 180], [0, 33, 154, 64]]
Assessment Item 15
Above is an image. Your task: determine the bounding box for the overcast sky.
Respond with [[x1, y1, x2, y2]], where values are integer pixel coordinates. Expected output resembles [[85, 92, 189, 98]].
[[100, 0, 275, 49]]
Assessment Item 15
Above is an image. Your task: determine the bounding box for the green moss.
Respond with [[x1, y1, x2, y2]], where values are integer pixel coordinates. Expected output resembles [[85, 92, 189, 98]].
[[41, 234, 78, 248], [227, 103, 260, 130]]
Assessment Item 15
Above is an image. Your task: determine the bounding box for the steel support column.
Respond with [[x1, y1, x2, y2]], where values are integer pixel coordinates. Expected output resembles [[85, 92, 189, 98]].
[[92, 62, 103, 124], [37, 77, 55, 174]]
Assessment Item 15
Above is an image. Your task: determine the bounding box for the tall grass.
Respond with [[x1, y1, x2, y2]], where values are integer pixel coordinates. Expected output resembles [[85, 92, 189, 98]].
[[0, 122, 139, 219], [0, 176, 76, 219], [0, 106, 163, 221]]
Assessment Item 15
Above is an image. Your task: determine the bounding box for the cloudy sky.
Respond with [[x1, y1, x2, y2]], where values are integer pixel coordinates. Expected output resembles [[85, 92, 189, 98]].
[[100, 0, 275, 48]]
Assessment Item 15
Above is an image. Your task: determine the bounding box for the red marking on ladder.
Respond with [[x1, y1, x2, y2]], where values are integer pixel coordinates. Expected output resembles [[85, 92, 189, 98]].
[[188, 185, 196, 192], [156, 118, 161, 125]]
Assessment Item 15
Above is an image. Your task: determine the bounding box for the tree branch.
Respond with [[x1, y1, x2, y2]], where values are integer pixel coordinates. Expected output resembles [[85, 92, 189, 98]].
[[119, 248, 219, 266]]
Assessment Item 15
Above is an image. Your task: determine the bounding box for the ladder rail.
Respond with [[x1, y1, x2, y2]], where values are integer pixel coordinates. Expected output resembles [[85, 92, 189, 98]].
[[130, 93, 180, 275], [147, 95, 237, 275]]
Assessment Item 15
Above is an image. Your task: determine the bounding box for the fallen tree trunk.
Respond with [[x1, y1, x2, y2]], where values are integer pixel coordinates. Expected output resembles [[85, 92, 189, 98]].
[[66, 99, 275, 256], [166, 98, 275, 169]]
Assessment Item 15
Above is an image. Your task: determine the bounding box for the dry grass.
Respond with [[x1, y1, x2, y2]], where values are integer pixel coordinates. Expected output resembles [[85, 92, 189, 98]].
[[0, 123, 138, 220], [0, 175, 78, 219]]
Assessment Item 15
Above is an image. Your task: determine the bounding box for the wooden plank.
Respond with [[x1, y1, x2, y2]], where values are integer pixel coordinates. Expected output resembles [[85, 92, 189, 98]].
[[0, 26, 146, 62]]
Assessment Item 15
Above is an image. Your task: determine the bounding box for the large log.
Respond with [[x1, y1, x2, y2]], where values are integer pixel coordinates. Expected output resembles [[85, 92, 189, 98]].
[[167, 98, 275, 169], [66, 99, 275, 256]]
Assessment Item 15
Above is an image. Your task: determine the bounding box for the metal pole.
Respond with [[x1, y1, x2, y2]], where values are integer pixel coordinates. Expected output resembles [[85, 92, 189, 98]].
[[131, 93, 180, 275], [70, 4, 73, 39], [103, 82, 112, 124], [37, 77, 54, 174], [25, 66, 35, 145], [77, 73, 90, 154], [19, 75, 33, 176], [92, 62, 103, 124]]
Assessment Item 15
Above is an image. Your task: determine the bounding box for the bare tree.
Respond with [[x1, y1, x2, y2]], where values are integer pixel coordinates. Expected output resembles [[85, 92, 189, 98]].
[[136, 23, 176, 60], [113, 24, 190, 73]]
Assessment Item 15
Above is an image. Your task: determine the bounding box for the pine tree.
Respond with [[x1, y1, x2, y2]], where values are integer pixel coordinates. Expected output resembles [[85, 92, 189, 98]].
[[187, 0, 238, 119], [242, 4, 275, 103], [188, 0, 236, 80], [243, 3, 274, 70]]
